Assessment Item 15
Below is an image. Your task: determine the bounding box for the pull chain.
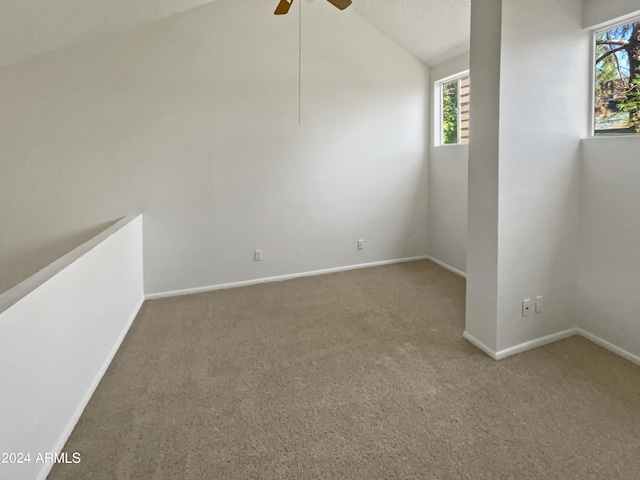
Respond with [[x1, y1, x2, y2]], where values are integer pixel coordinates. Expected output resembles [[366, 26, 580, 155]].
[[298, 0, 302, 125]]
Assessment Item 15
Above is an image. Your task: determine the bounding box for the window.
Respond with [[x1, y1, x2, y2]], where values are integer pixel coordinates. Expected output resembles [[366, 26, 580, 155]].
[[594, 18, 640, 136], [435, 72, 470, 145]]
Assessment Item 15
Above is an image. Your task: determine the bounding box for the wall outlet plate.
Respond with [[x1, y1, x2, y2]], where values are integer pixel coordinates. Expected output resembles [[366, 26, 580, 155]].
[[535, 296, 543, 313], [522, 299, 531, 317], [254, 250, 262, 262]]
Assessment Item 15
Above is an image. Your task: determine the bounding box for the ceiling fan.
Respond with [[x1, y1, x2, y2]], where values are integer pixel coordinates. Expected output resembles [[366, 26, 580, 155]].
[[274, 0, 352, 15]]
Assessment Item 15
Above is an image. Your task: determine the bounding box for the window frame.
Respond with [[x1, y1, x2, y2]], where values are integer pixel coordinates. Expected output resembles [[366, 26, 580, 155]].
[[434, 70, 470, 147], [591, 15, 640, 137]]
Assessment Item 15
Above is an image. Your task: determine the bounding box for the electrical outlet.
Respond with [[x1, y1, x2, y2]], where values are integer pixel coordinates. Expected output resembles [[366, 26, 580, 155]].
[[254, 250, 262, 262], [357, 239, 364, 250], [522, 299, 531, 317], [535, 296, 544, 313]]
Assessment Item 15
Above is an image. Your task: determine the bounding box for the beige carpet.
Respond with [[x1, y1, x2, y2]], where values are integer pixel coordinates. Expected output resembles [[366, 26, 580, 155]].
[[50, 260, 640, 479]]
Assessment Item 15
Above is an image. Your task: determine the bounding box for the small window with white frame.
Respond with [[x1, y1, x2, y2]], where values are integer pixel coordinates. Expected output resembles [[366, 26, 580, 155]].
[[594, 17, 640, 136], [435, 71, 470, 145]]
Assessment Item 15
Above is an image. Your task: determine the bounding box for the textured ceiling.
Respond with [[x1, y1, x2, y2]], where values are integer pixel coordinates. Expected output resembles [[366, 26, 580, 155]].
[[0, 0, 471, 69], [353, 0, 471, 66]]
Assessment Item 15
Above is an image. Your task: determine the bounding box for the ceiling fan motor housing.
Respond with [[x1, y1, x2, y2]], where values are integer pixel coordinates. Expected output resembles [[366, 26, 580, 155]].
[[274, 0, 352, 15]]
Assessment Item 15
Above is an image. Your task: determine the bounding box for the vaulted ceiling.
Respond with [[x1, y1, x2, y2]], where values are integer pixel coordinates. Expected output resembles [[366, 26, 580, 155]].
[[0, 0, 214, 68], [353, 0, 471, 66], [0, 0, 471, 68]]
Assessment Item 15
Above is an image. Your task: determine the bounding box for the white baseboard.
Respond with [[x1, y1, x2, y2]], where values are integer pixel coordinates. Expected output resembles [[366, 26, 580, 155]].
[[577, 328, 640, 367], [38, 295, 145, 480], [494, 328, 578, 360], [146, 255, 432, 300], [465, 326, 640, 367], [464, 328, 579, 361], [463, 331, 498, 360], [426, 256, 466, 278]]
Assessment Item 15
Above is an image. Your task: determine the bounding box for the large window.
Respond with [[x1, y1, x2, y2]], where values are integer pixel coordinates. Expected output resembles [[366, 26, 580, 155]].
[[594, 18, 640, 136], [435, 72, 470, 145]]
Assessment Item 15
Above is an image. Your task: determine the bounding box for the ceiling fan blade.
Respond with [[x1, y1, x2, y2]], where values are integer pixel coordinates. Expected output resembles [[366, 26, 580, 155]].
[[274, 0, 294, 15], [325, 0, 351, 10]]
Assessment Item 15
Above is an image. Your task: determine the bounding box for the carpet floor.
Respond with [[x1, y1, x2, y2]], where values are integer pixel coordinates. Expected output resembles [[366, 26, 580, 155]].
[[50, 260, 640, 479]]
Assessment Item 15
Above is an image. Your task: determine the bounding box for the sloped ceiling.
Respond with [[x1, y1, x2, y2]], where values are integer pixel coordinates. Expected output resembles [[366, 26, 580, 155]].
[[0, 0, 215, 68], [0, 0, 471, 69], [354, 0, 471, 66]]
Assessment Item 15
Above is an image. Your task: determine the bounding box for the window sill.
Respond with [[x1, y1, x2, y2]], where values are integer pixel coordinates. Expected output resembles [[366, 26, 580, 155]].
[[582, 134, 640, 143]]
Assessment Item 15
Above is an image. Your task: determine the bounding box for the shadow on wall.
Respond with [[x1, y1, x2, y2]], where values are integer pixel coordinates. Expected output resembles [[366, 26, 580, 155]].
[[0, 218, 122, 295], [0, 0, 430, 296]]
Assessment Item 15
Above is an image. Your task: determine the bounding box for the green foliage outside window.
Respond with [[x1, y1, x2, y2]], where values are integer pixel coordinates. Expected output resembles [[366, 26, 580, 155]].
[[594, 21, 640, 134], [618, 74, 640, 132], [442, 81, 458, 144]]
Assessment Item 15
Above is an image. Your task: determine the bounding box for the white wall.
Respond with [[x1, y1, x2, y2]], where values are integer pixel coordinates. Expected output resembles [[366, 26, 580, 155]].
[[431, 0, 640, 363], [495, 0, 589, 352], [462, 0, 640, 363], [584, 0, 640, 28], [575, 0, 640, 364], [0, 216, 143, 480], [0, 0, 430, 296], [428, 53, 469, 274], [464, 0, 502, 352], [465, 0, 590, 355], [578, 137, 640, 359]]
